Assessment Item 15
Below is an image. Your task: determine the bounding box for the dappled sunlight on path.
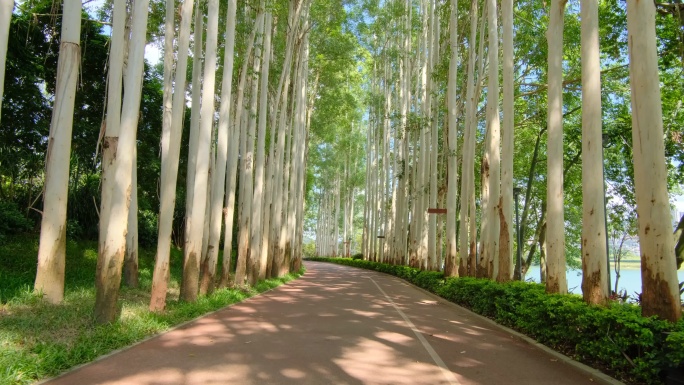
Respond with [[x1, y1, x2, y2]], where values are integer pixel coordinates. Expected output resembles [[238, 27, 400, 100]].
[[44, 262, 603, 385]]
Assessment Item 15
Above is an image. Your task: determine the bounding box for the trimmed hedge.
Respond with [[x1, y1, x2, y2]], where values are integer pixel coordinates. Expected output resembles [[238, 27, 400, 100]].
[[307, 257, 684, 385]]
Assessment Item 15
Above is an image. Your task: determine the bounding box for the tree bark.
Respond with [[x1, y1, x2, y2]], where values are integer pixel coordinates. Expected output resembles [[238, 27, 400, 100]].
[[237, 10, 265, 286], [124, 145, 138, 288], [445, 0, 459, 277], [481, 0, 500, 279], [221, 18, 257, 288], [459, 0, 478, 277], [626, 0, 681, 322], [580, 0, 608, 305], [0, 0, 14, 125], [201, 0, 238, 292], [252, 5, 272, 281], [428, 0, 439, 271], [150, 0, 195, 311], [182, 0, 220, 301], [35, 0, 81, 304], [334, 177, 341, 257], [205, 0, 237, 289], [271, 0, 306, 276], [95, 0, 149, 323], [545, 0, 568, 294], [498, 0, 514, 282], [185, 2, 204, 251]]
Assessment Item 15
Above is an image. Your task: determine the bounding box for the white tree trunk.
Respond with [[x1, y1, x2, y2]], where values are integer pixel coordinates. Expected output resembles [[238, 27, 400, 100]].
[[278, 75, 294, 273], [222, 19, 257, 287], [95, 0, 149, 322], [237, 10, 265, 285], [343, 165, 348, 257], [252, 6, 272, 281], [363, 112, 371, 259], [293, 40, 311, 271], [428, 1, 439, 270], [626, 0, 681, 322], [382, 65, 391, 261], [181, 0, 220, 301], [150, 0, 195, 311], [34, 0, 81, 304], [271, 0, 305, 275], [185, 2, 204, 247], [459, 0, 478, 277], [394, 0, 411, 265], [472, 0, 487, 275], [413, 0, 427, 269], [580, 0, 608, 305], [546, 0, 568, 294], [284, 38, 304, 269], [268, 0, 308, 274], [201, 144, 213, 262], [204, 0, 237, 290], [334, 177, 342, 257], [498, 0, 513, 282], [445, 0, 458, 276], [124, 145, 138, 287], [0, 0, 14, 124], [481, 0, 500, 279], [287, 19, 309, 270], [294, 32, 310, 269], [98, 0, 126, 263]]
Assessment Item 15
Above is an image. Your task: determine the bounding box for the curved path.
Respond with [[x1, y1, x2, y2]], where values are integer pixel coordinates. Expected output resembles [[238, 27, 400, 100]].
[[44, 261, 612, 385]]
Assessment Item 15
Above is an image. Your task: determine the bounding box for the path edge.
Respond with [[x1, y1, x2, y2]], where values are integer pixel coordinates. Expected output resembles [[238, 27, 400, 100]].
[[310, 261, 626, 385], [410, 282, 626, 385], [33, 271, 305, 385]]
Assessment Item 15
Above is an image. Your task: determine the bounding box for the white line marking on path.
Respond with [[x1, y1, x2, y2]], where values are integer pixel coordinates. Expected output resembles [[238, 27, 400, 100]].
[[369, 277, 461, 385]]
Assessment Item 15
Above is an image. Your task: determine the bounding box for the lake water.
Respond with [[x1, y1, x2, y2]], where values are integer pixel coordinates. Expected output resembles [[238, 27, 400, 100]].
[[525, 266, 684, 300]]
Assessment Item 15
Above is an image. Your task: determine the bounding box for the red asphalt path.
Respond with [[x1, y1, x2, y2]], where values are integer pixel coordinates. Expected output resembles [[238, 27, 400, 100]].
[[43, 261, 608, 385]]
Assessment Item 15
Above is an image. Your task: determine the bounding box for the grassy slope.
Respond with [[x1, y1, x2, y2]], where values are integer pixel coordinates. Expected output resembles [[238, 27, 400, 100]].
[[0, 235, 302, 384]]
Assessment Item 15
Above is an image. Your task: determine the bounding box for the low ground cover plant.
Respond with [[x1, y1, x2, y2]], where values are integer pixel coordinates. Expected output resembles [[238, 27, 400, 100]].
[[308, 257, 684, 385]]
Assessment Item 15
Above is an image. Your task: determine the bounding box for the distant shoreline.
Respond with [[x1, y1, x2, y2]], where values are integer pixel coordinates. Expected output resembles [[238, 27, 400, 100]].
[[531, 261, 684, 272]]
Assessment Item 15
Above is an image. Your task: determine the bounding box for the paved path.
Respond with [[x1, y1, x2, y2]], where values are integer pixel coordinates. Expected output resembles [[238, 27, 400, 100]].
[[44, 261, 608, 385]]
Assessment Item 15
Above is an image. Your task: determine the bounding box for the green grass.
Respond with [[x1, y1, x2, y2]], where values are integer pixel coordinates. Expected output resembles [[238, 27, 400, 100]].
[[0, 235, 304, 385]]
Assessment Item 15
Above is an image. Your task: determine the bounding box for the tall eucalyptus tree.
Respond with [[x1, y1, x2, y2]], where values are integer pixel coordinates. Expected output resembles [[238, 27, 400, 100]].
[[95, 0, 150, 322], [292, 14, 311, 272], [546, 0, 568, 294], [479, 0, 500, 279], [181, 0, 220, 301], [150, 0, 196, 311], [626, 0, 681, 322], [459, 0, 479, 277], [227, 17, 258, 286], [580, 0, 608, 305], [204, 0, 237, 292], [252, 5, 272, 281], [427, 0, 439, 271], [270, 0, 308, 277], [185, 3, 204, 253], [237, 8, 265, 285], [445, 0, 458, 277], [498, 0, 514, 282], [35, 0, 82, 304]]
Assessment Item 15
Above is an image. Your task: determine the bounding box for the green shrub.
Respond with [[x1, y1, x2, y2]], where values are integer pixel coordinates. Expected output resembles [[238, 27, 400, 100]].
[[310, 257, 684, 385], [303, 242, 316, 259], [66, 219, 84, 239], [0, 201, 33, 236], [351, 253, 363, 260], [137, 209, 159, 247]]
